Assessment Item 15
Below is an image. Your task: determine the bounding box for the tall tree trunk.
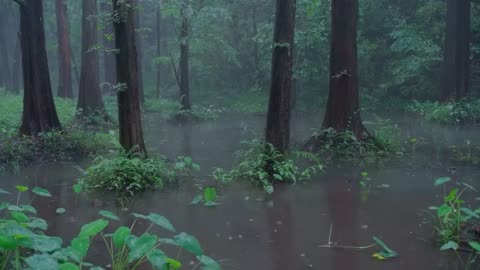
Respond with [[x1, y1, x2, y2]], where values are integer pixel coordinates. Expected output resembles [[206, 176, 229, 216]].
[[19, 0, 62, 136], [78, 0, 107, 117], [179, 0, 191, 111], [442, 0, 471, 101], [100, 0, 117, 95], [0, 13, 12, 91], [265, 0, 296, 154], [11, 35, 21, 94], [55, 0, 73, 98], [112, 0, 147, 155], [134, 0, 145, 104], [155, 0, 162, 98], [321, 0, 365, 139]]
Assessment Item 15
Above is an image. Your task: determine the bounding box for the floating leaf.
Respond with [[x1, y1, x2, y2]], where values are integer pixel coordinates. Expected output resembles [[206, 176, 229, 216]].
[[16, 186, 29, 192], [99, 210, 119, 221], [174, 233, 203, 256], [32, 187, 52, 197], [434, 177, 451, 187], [56, 208, 66, 214], [440, 241, 459, 251]]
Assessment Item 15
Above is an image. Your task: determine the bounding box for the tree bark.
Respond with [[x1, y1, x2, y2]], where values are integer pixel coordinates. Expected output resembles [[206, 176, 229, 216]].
[[0, 12, 12, 91], [100, 0, 117, 95], [19, 0, 62, 136], [77, 0, 107, 117], [442, 0, 471, 101], [321, 0, 365, 139], [112, 0, 147, 155], [11, 35, 21, 94], [55, 0, 73, 98], [155, 0, 162, 98], [179, 0, 191, 111], [265, 0, 296, 154], [134, 0, 145, 104]]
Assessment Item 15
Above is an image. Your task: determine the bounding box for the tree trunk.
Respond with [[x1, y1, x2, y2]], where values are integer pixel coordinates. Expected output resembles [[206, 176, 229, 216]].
[[321, 0, 365, 139], [11, 35, 21, 94], [19, 0, 62, 136], [78, 0, 107, 117], [100, 0, 117, 95], [134, 0, 145, 104], [265, 0, 296, 154], [179, 0, 191, 111], [155, 0, 162, 98], [442, 0, 471, 101], [0, 13, 12, 91], [55, 0, 73, 98], [112, 0, 147, 155]]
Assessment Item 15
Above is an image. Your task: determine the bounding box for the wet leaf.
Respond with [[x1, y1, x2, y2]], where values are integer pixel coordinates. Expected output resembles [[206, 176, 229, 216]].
[[440, 241, 458, 251], [99, 210, 119, 221], [56, 208, 66, 214], [15, 185, 29, 192], [165, 258, 182, 270], [7, 205, 24, 212], [469, 241, 480, 253], [437, 205, 453, 217], [444, 188, 458, 202], [0, 188, 11, 194], [133, 213, 175, 232], [59, 263, 79, 270], [197, 255, 221, 270], [21, 205, 37, 214], [113, 226, 131, 248], [174, 232, 203, 256], [0, 235, 17, 249], [32, 187, 52, 197], [204, 187, 217, 203], [72, 184, 83, 194], [190, 195, 203, 205], [434, 177, 451, 186], [127, 233, 158, 262], [27, 218, 48, 230], [25, 254, 60, 270], [79, 219, 109, 238], [146, 249, 167, 269], [31, 235, 63, 252], [11, 211, 29, 223], [372, 236, 398, 259], [192, 163, 201, 171], [71, 236, 90, 258], [461, 208, 480, 218]]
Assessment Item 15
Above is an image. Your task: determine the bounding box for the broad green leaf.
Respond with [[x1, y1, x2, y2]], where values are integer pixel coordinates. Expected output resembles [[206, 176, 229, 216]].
[[56, 208, 66, 214], [79, 219, 109, 237], [192, 163, 201, 171], [31, 235, 62, 252], [11, 211, 29, 223], [8, 205, 24, 212], [469, 241, 480, 253], [0, 188, 11, 194], [113, 226, 131, 248], [0, 202, 10, 211], [0, 235, 17, 249], [444, 188, 458, 202], [32, 187, 52, 197], [174, 233, 203, 256], [99, 210, 119, 221], [134, 213, 175, 232], [440, 241, 459, 251], [16, 185, 29, 192], [21, 204, 37, 214], [437, 205, 453, 217], [197, 255, 221, 270], [190, 194, 203, 205], [204, 187, 217, 203], [165, 258, 182, 270], [59, 263, 80, 270], [434, 177, 451, 186], [146, 249, 167, 269], [372, 236, 398, 258], [127, 233, 158, 262], [25, 254, 60, 270], [273, 174, 283, 181], [27, 218, 48, 230], [158, 238, 178, 246], [71, 236, 90, 258]]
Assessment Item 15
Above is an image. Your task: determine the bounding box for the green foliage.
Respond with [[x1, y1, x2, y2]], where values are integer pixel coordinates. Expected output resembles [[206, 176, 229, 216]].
[[213, 139, 323, 193], [408, 100, 480, 125], [190, 187, 221, 207], [0, 186, 220, 270]]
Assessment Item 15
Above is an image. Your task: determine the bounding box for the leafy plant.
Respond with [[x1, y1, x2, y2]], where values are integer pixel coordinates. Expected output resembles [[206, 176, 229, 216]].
[[408, 100, 480, 125], [371, 236, 399, 261], [190, 187, 221, 207]]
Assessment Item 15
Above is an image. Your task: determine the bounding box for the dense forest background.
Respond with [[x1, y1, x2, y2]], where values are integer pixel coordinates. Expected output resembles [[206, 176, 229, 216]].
[[1, 0, 479, 111]]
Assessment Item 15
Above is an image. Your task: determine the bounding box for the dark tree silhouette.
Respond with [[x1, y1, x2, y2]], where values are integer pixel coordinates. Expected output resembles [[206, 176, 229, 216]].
[[55, 0, 73, 98], [442, 0, 471, 101], [134, 0, 145, 104], [100, 0, 117, 94], [112, 0, 147, 155], [265, 0, 296, 154], [17, 0, 62, 136], [179, 0, 191, 111], [78, 0, 108, 117], [0, 9, 12, 90]]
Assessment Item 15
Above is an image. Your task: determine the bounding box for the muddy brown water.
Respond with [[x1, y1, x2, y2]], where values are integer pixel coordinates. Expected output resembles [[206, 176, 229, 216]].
[[1, 112, 480, 269]]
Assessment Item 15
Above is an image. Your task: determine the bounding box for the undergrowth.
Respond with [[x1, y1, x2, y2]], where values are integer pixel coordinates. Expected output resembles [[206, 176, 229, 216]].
[[408, 100, 480, 125], [213, 139, 323, 193]]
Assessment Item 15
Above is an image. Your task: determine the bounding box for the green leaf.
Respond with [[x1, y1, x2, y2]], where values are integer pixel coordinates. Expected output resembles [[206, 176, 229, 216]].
[[190, 195, 203, 205], [72, 184, 83, 194], [0, 202, 10, 211], [204, 187, 217, 203], [16, 185, 29, 192], [174, 233, 203, 256], [264, 185, 274, 194], [134, 213, 175, 232], [112, 226, 131, 248], [444, 188, 458, 202], [56, 208, 66, 214], [204, 201, 221, 207], [0, 235, 17, 249], [192, 163, 201, 171], [59, 263, 80, 270], [27, 218, 48, 230], [25, 254, 60, 270], [165, 258, 182, 270], [31, 235, 63, 252], [127, 233, 158, 262], [440, 241, 459, 251], [32, 187, 52, 197], [461, 207, 480, 218], [437, 205, 453, 217], [184, 157, 193, 165], [469, 241, 480, 253], [8, 205, 24, 212], [373, 236, 398, 258], [197, 255, 221, 270], [434, 177, 451, 186], [0, 188, 11, 194], [79, 219, 109, 237], [21, 204, 37, 214], [99, 210, 119, 221], [146, 249, 167, 269], [273, 174, 283, 181], [11, 211, 29, 223], [71, 236, 90, 258]]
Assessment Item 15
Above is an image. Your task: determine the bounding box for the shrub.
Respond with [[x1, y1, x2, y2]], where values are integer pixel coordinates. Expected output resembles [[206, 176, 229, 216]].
[[408, 100, 480, 125], [213, 139, 323, 193]]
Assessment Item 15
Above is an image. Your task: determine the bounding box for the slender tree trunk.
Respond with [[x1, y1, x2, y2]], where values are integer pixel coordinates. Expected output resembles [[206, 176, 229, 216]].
[[19, 0, 62, 136], [11, 35, 21, 94], [112, 0, 147, 155], [155, 0, 162, 98], [320, 0, 365, 139], [179, 0, 191, 111], [78, 0, 107, 117], [265, 0, 296, 154], [134, 0, 145, 104], [100, 0, 117, 95], [0, 14, 12, 91], [442, 0, 471, 101], [252, 7, 260, 86], [55, 0, 73, 98]]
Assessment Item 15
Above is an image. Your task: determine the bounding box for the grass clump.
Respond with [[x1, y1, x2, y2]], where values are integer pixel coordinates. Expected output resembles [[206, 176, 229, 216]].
[[213, 139, 323, 193], [408, 100, 480, 125], [77, 152, 201, 199]]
